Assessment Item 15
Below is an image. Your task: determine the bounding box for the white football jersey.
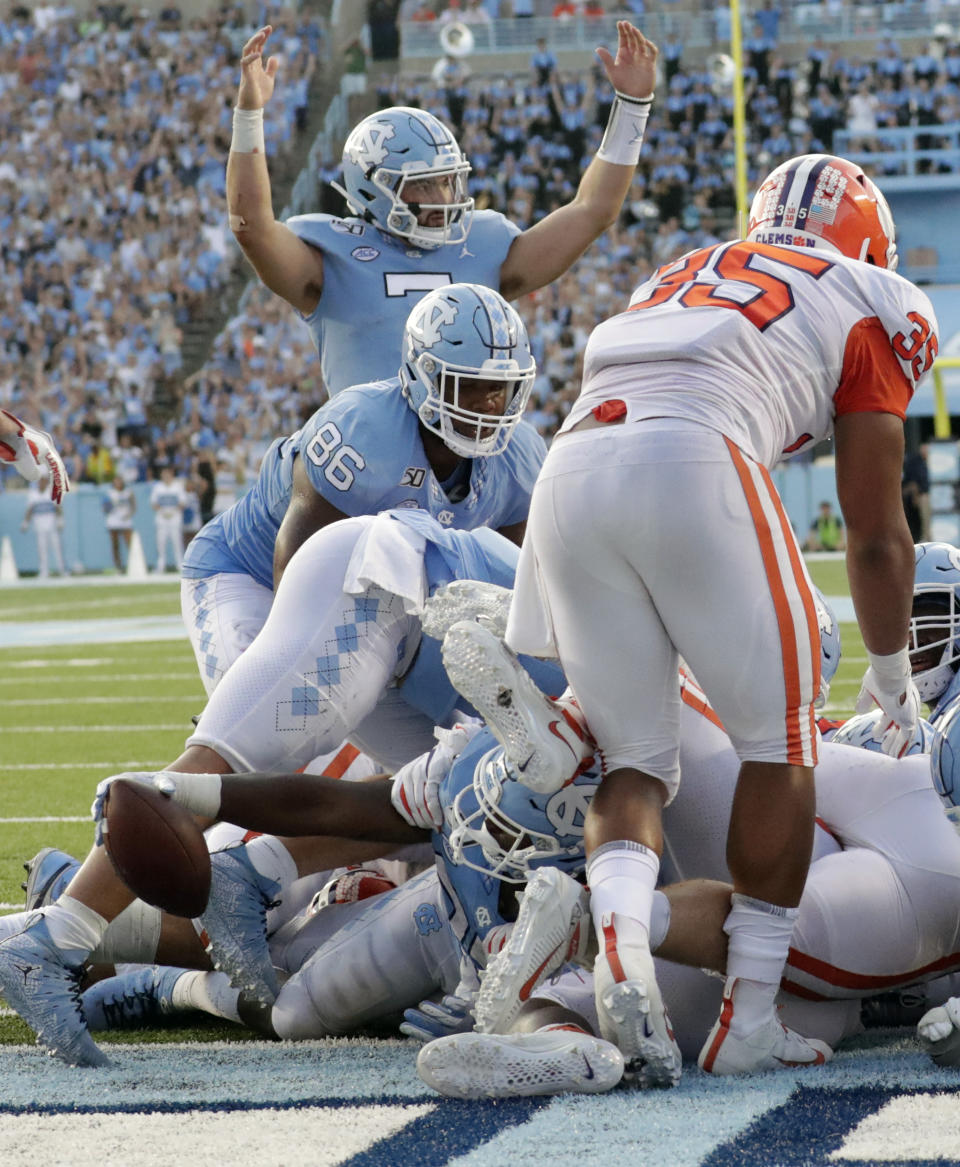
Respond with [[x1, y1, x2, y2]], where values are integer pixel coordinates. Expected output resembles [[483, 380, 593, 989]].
[[567, 240, 939, 468]]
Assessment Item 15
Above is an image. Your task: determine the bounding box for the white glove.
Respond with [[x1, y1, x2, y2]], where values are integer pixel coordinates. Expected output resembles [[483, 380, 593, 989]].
[[918, 997, 960, 1066], [91, 771, 222, 845], [855, 647, 921, 759], [390, 718, 483, 830], [0, 409, 69, 503]]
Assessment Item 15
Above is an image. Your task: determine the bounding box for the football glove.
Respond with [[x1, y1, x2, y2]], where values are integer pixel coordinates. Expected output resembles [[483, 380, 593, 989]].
[[91, 771, 222, 845], [855, 648, 921, 759], [918, 997, 960, 1067], [400, 993, 476, 1043], [390, 718, 483, 830], [0, 409, 69, 503]]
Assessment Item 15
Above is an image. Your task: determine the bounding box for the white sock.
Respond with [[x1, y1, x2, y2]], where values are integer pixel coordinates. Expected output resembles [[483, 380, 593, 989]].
[[243, 835, 298, 890], [724, 893, 799, 1033], [586, 841, 659, 942], [171, 969, 242, 1022], [42, 896, 108, 957]]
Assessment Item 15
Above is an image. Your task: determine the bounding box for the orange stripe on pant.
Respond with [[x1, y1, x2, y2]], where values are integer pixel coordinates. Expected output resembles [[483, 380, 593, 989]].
[[724, 437, 817, 766]]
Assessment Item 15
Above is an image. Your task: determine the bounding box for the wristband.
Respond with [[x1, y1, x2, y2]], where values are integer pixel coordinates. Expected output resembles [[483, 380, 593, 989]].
[[159, 771, 222, 819], [596, 89, 653, 167], [866, 646, 911, 686], [231, 107, 265, 154]]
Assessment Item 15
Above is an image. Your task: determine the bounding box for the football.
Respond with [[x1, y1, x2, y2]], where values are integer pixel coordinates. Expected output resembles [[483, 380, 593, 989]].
[[103, 778, 211, 918]]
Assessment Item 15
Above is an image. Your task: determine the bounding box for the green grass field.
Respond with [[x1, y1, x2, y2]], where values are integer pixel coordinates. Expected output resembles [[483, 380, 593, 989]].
[[0, 562, 866, 1049]]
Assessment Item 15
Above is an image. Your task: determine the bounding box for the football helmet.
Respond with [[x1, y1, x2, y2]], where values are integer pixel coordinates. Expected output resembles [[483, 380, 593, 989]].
[[333, 106, 473, 250], [932, 698, 960, 811], [911, 542, 960, 704], [814, 586, 841, 709], [747, 154, 898, 270], [830, 708, 934, 755], [444, 745, 601, 884], [400, 283, 536, 458]]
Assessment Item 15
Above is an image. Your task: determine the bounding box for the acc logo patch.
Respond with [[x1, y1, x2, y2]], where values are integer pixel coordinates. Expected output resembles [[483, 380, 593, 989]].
[[351, 246, 380, 262]]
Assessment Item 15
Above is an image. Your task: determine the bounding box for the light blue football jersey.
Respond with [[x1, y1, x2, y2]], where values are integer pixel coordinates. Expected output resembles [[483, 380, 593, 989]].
[[285, 209, 521, 394], [182, 380, 545, 590], [930, 672, 960, 727]]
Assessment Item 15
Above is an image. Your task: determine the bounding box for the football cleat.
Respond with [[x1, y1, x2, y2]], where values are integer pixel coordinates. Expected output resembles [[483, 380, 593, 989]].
[[198, 844, 281, 1008], [441, 620, 592, 795], [421, 579, 514, 642], [82, 965, 186, 1031], [417, 1027, 624, 1099], [918, 997, 960, 1067], [22, 847, 80, 910], [698, 978, 832, 1075], [0, 911, 110, 1067], [861, 985, 929, 1029], [594, 913, 682, 1088], [476, 866, 594, 1035]]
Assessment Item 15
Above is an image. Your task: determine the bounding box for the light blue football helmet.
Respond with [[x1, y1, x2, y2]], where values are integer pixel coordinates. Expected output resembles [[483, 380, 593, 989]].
[[332, 106, 473, 249], [932, 697, 960, 809], [911, 542, 960, 703], [445, 745, 600, 884], [400, 283, 536, 458], [831, 708, 934, 755], [814, 586, 841, 709]]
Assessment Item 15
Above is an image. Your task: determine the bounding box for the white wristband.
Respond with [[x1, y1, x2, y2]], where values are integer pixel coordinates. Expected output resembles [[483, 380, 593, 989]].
[[866, 646, 912, 686], [231, 107, 265, 154], [159, 771, 222, 819], [596, 90, 653, 167]]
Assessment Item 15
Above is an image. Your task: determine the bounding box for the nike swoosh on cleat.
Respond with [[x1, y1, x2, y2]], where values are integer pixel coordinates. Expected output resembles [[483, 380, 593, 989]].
[[519, 944, 563, 1000], [516, 753, 535, 773], [547, 720, 577, 756], [643, 1016, 654, 1038], [580, 1054, 595, 1080]]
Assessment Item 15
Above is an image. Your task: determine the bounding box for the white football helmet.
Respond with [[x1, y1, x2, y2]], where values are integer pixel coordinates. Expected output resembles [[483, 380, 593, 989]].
[[911, 542, 960, 704], [443, 746, 601, 884], [400, 284, 536, 458], [333, 106, 473, 250]]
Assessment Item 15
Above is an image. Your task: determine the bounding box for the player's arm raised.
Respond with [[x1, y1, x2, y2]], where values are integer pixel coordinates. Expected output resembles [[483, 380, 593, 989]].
[[499, 22, 656, 300], [273, 454, 349, 587], [227, 24, 325, 314]]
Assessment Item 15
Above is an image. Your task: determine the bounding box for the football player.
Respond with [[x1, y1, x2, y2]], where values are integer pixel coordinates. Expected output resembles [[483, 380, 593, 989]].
[[0, 511, 568, 1066], [181, 284, 541, 695], [227, 22, 657, 394], [417, 637, 960, 1098], [504, 153, 936, 1080]]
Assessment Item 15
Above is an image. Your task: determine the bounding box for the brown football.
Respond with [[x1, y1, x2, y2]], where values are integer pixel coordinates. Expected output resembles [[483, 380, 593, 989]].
[[103, 778, 211, 918]]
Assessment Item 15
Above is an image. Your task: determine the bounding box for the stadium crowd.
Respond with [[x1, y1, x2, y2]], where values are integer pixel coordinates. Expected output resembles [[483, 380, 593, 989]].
[[4, 3, 960, 508]]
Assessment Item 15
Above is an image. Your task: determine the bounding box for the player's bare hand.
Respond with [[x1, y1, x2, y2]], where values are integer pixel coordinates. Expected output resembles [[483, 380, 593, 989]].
[[595, 21, 657, 100], [237, 24, 280, 110]]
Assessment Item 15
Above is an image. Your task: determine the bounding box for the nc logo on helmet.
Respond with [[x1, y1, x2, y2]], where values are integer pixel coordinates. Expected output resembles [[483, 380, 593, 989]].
[[408, 297, 459, 348], [344, 119, 397, 169]]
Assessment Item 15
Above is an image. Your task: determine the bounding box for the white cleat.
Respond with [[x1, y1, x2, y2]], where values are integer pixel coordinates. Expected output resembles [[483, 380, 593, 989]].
[[441, 620, 592, 795], [417, 1028, 624, 1099], [698, 978, 832, 1075], [918, 997, 960, 1067], [476, 866, 594, 1035], [595, 913, 682, 1089], [421, 579, 513, 641]]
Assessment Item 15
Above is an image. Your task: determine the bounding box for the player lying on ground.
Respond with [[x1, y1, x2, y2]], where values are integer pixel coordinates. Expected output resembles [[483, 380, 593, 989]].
[[0, 519, 567, 1065]]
